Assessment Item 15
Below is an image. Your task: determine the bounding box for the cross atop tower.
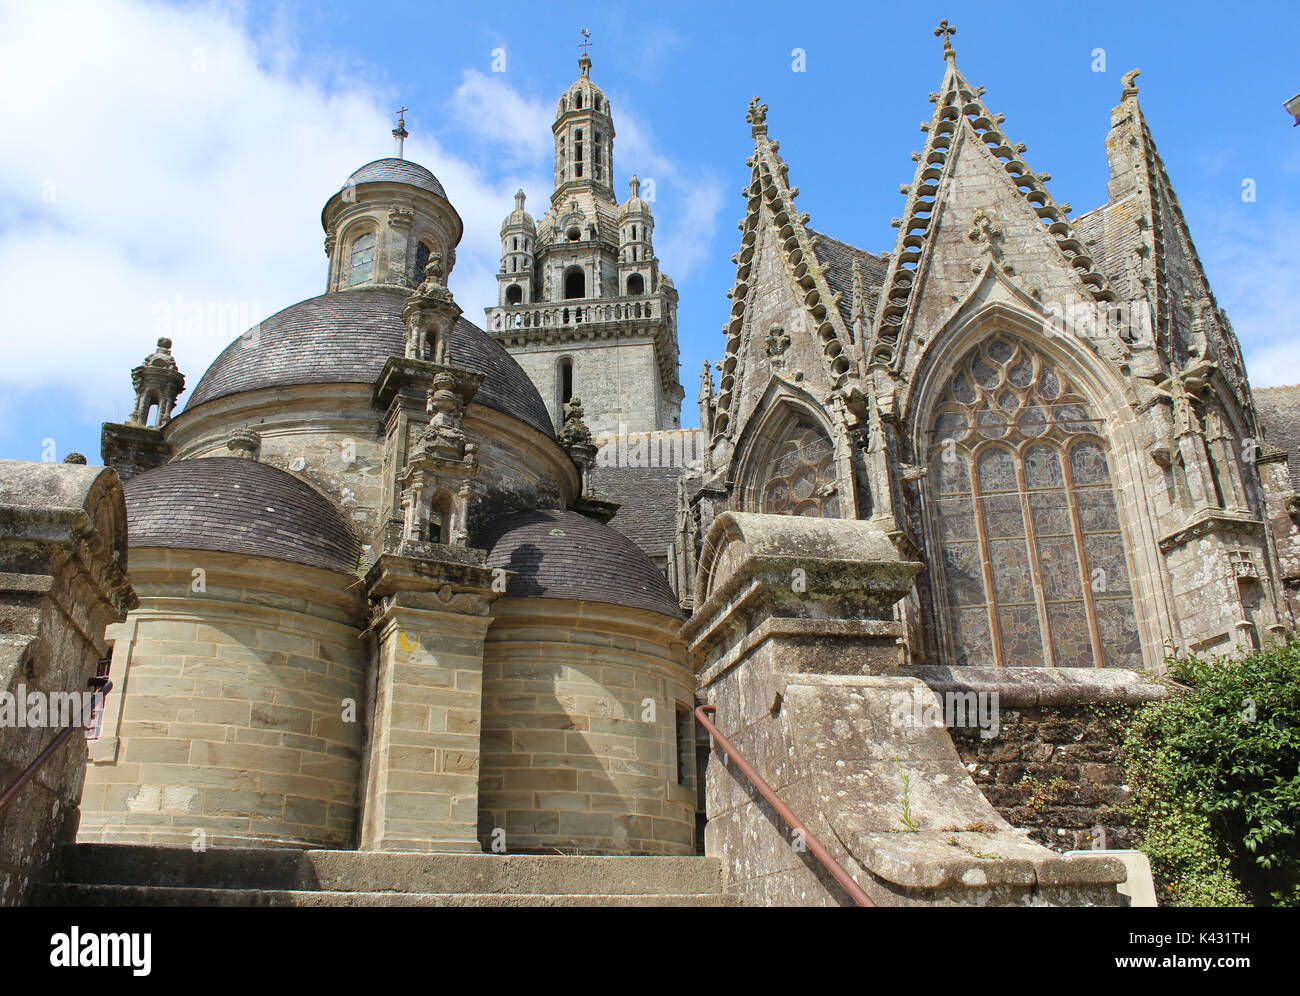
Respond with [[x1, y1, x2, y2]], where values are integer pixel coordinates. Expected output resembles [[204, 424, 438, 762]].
[[392, 106, 410, 159], [579, 28, 592, 75], [934, 19, 957, 61]]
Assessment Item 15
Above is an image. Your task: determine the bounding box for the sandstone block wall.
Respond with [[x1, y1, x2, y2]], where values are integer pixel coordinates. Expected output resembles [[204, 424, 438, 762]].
[[78, 549, 366, 849], [478, 598, 696, 855]]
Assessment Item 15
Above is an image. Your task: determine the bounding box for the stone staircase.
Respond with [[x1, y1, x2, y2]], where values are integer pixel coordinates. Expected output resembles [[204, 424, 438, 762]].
[[35, 844, 740, 907]]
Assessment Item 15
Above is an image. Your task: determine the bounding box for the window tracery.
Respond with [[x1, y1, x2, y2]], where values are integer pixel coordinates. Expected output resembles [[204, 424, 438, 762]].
[[927, 336, 1141, 668]]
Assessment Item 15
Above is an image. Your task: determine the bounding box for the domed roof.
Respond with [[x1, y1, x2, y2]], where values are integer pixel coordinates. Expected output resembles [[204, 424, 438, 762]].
[[501, 189, 535, 234], [343, 158, 446, 200], [483, 508, 681, 619], [124, 457, 360, 575], [186, 288, 554, 437], [556, 56, 610, 117], [619, 176, 651, 219]]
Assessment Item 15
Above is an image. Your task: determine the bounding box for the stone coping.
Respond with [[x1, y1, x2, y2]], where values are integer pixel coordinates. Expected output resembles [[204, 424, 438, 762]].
[[897, 664, 1168, 706], [854, 829, 1126, 891]]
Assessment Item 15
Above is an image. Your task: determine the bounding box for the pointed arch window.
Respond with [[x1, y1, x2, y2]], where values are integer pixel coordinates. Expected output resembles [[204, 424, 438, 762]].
[[743, 409, 841, 518], [926, 336, 1141, 668], [345, 231, 376, 287]]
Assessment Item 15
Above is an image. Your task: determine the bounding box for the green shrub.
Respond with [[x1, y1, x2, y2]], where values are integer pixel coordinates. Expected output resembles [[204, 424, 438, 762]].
[[1121, 637, 1300, 907]]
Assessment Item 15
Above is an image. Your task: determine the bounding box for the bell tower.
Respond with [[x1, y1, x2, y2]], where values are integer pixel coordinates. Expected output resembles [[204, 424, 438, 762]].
[[485, 43, 684, 436]]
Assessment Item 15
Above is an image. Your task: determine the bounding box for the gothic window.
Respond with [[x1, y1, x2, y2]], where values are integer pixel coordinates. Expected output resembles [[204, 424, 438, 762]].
[[927, 336, 1141, 668], [346, 231, 376, 286], [505, 283, 522, 305], [753, 415, 840, 518], [575, 92, 583, 110], [627, 273, 644, 296]]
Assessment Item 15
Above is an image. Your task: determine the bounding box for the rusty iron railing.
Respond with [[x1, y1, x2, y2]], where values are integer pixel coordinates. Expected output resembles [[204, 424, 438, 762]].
[[0, 679, 112, 813], [694, 704, 873, 907]]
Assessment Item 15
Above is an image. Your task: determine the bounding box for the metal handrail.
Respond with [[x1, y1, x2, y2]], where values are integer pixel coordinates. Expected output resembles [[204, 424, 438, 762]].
[[0, 679, 112, 813], [694, 704, 874, 907]]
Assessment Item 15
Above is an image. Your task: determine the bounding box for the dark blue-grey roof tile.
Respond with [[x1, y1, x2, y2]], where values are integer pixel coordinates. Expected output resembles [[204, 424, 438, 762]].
[[483, 507, 681, 619], [124, 457, 361, 575], [187, 288, 554, 438]]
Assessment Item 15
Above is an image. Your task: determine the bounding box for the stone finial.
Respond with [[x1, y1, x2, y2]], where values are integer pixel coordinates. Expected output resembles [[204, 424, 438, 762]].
[[225, 427, 261, 459], [1121, 69, 1141, 100], [934, 19, 957, 61], [560, 396, 598, 495], [127, 337, 186, 428], [403, 250, 460, 362], [514, 189, 526, 211], [560, 395, 593, 447], [746, 96, 768, 137], [63, 453, 87, 464], [629, 175, 640, 199]]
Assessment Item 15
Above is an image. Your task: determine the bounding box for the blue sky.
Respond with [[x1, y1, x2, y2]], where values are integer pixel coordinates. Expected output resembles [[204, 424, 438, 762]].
[[2, 0, 1298, 462]]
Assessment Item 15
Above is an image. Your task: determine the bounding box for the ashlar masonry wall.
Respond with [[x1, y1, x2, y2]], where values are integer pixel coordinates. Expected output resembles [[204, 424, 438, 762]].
[[78, 549, 367, 849]]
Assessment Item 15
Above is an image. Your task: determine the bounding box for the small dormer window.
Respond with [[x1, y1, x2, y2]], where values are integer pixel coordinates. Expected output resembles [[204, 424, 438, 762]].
[[346, 231, 376, 287], [575, 92, 583, 110], [567, 228, 580, 241]]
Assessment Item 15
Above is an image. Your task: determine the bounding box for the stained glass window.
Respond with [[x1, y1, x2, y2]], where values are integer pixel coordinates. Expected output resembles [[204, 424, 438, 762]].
[[758, 417, 840, 518], [346, 231, 376, 287], [927, 337, 1141, 668]]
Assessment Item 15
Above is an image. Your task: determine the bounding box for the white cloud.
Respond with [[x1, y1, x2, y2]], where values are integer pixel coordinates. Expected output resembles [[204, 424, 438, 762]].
[[1190, 204, 1300, 388], [609, 98, 724, 284]]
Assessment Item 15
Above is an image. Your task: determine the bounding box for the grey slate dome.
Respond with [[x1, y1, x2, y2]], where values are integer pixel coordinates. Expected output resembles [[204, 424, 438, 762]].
[[124, 457, 360, 575], [186, 288, 554, 437], [483, 508, 681, 619], [343, 158, 447, 200]]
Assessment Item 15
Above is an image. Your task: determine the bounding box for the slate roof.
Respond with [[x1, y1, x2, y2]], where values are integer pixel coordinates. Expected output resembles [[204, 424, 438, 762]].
[[808, 230, 888, 330], [345, 158, 447, 200], [482, 507, 681, 619], [589, 463, 683, 562], [187, 288, 554, 438], [124, 457, 361, 575], [1254, 385, 1300, 489]]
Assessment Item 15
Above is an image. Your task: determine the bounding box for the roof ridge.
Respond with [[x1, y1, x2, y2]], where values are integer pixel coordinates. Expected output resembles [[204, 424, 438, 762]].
[[866, 59, 1117, 371]]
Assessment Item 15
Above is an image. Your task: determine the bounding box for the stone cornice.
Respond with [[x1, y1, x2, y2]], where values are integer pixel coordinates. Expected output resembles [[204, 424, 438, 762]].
[[1158, 507, 1264, 552]]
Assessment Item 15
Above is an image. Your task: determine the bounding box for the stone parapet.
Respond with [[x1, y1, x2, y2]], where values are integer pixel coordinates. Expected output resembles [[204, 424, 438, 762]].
[[0, 460, 136, 905]]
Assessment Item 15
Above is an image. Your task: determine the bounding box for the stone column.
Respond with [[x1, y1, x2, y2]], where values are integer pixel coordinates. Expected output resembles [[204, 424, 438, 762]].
[[360, 552, 503, 852], [0, 459, 137, 905]]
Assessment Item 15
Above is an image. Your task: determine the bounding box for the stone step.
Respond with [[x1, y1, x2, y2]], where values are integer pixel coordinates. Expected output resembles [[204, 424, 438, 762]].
[[48, 844, 732, 903], [36, 883, 741, 907]]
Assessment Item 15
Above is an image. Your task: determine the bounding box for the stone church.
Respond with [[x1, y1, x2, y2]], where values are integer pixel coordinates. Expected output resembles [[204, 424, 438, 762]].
[[2, 32, 1298, 906]]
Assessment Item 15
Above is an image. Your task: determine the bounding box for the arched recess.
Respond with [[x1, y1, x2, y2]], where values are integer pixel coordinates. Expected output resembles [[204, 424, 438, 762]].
[[731, 391, 847, 519], [505, 283, 523, 305], [564, 266, 585, 299], [922, 334, 1143, 668], [428, 488, 453, 544], [626, 273, 645, 296]]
